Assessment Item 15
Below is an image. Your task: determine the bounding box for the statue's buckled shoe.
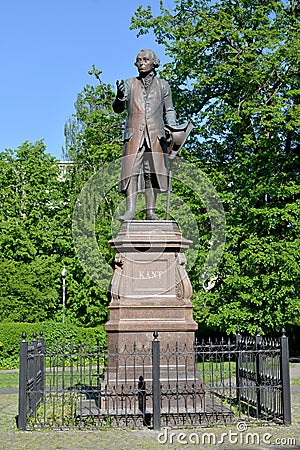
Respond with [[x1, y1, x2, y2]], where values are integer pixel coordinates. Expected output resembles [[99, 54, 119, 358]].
[[118, 210, 136, 222], [146, 212, 160, 220]]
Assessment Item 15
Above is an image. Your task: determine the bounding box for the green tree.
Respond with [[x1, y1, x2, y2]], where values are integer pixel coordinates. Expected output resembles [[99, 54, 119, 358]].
[[0, 70, 126, 327], [63, 68, 125, 326], [131, 0, 300, 334], [0, 141, 69, 322], [64, 66, 124, 177]]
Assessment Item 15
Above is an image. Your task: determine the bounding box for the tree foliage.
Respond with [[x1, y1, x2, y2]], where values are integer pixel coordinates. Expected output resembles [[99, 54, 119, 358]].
[[0, 137, 115, 326], [131, 0, 300, 334], [0, 3, 299, 336], [64, 66, 124, 177], [63, 69, 125, 325], [0, 70, 124, 327], [0, 141, 66, 322]]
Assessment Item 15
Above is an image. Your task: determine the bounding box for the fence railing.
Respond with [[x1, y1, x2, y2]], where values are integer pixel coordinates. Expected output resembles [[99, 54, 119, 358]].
[[17, 329, 291, 430], [235, 328, 291, 423]]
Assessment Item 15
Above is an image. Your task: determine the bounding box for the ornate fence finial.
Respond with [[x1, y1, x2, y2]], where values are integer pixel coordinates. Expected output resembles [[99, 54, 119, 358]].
[[153, 331, 159, 340], [282, 327, 286, 337], [255, 327, 262, 346], [21, 332, 26, 341], [236, 329, 242, 346]]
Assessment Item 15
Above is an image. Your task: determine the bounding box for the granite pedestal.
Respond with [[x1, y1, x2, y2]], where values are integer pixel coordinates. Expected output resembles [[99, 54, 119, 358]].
[[105, 220, 199, 384]]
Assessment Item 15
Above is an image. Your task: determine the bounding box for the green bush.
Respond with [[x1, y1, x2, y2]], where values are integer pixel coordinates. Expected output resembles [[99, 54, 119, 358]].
[[0, 321, 107, 370]]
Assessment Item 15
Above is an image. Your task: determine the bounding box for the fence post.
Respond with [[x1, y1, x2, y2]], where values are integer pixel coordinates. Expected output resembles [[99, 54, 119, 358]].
[[39, 331, 46, 401], [152, 331, 161, 430], [17, 332, 28, 430], [235, 329, 242, 405], [32, 333, 38, 413], [280, 328, 291, 424], [255, 328, 262, 418]]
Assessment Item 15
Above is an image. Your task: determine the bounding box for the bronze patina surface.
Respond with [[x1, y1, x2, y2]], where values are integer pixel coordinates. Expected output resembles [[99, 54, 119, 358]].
[[113, 49, 177, 221]]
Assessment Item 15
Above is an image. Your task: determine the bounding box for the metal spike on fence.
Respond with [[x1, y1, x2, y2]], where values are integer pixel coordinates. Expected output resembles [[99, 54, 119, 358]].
[[236, 329, 241, 347]]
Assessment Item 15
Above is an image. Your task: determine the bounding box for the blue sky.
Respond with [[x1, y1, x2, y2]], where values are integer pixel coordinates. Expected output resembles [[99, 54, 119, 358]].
[[0, 0, 174, 160]]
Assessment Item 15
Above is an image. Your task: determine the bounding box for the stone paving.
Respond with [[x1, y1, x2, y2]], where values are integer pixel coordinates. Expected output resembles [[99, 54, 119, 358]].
[[0, 364, 299, 450]]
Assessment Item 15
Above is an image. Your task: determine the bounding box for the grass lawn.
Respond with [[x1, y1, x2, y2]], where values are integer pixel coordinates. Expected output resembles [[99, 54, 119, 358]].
[[0, 371, 19, 389]]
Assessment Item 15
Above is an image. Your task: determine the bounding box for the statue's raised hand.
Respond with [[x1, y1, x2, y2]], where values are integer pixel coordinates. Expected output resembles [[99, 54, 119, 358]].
[[116, 80, 125, 99]]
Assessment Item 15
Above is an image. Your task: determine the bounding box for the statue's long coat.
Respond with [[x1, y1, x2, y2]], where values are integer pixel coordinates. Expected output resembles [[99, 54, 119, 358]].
[[113, 76, 176, 192]]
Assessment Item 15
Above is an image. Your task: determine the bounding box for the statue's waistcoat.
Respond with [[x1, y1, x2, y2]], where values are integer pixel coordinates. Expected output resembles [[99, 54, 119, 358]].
[[124, 77, 166, 149]]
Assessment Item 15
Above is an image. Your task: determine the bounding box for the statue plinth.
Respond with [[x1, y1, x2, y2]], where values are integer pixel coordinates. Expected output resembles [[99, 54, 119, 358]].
[[106, 220, 198, 363]]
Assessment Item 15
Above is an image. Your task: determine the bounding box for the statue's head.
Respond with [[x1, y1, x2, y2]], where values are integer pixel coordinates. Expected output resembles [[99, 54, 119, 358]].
[[134, 49, 160, 75]]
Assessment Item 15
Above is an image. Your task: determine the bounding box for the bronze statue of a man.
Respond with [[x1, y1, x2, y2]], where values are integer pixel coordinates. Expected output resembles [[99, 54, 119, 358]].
[[113, 49, 177, 221]]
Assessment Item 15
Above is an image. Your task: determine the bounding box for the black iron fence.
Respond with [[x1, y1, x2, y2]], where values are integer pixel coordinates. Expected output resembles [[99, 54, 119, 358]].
[[235, 329, 291, 423], [17, 332, 45, 430], [17, 329, 291, 430]]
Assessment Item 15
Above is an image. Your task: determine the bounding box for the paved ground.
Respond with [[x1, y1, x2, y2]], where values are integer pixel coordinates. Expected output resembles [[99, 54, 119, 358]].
[[0, 364, 300, 450]]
